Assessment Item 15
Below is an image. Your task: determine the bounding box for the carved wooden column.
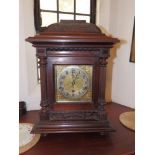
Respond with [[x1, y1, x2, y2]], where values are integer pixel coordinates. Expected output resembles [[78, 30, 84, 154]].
[[97, 49, 110, 122], [37, 48, 49, 120]]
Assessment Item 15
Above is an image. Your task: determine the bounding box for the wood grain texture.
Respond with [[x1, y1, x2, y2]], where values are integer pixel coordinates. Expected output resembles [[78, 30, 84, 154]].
[[20, 102, 135, 155]]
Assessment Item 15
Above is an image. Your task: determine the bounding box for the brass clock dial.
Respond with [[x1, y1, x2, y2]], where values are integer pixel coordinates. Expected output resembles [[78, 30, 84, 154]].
[[58, 66, 89, 99], [55, 65, 93, 103]]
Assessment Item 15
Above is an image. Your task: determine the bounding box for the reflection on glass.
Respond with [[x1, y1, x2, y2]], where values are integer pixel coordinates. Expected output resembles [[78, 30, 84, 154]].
[[41, 12, 57, 27], [76, 15, 90, 23], [76, 0, 90, 14], [59, 14, 74, 22], [40, 0, 57, 10], [59, 0, 74, 12]]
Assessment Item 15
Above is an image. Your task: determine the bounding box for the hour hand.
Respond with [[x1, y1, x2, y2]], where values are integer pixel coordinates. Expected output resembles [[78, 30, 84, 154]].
[[72, 79, 75, 87]]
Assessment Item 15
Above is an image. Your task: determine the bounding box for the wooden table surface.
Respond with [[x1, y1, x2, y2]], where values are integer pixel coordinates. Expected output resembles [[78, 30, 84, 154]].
[[20, 102, 135, 155]]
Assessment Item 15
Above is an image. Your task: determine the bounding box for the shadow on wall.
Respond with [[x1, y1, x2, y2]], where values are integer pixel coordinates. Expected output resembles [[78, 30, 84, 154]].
[[106, 40, 127, 103], [101, 29, 126, 102], [105, 45, 118, 102]]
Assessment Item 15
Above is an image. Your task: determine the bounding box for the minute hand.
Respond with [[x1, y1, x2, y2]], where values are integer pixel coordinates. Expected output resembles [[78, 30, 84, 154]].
[[72, 79, 75, 87], [72, 72, 79, 87]]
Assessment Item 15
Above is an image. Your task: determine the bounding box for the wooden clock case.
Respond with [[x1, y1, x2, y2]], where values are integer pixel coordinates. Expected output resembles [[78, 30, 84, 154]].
[[26, 21, 119, 135]]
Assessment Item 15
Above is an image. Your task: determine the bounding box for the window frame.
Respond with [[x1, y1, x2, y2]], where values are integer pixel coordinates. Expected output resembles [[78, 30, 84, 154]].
[[34, 0, 97, 32]]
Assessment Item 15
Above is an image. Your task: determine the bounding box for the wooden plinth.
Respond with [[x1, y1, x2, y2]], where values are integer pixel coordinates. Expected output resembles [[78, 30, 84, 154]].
[[31, 120, 115, 134]]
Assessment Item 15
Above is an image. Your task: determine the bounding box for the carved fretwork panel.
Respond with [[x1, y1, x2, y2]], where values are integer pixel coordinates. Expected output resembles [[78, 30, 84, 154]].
[[49, 110, 107, 121]]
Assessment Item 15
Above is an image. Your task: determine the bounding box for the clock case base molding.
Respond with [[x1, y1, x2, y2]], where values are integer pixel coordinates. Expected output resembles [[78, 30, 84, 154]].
[[31, 109, 115, 134], [31, 120, 115, 135]]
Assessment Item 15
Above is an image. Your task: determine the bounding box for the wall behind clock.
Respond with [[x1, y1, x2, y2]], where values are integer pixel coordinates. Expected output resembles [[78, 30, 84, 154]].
[[19, 0, 40, 110], [109, 0, 135, 108], [96, 0, 135, 108], [19, 0, 135, 110]]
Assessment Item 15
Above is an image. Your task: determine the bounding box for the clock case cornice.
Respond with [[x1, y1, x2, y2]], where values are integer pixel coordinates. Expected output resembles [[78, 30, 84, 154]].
[[26, 22, 119, 48], [26, 33, 119, 46]]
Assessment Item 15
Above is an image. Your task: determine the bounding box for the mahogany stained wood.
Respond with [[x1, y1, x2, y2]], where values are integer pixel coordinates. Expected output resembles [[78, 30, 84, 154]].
[[26, 21, 119, 134], [20, 102, 135, 155]]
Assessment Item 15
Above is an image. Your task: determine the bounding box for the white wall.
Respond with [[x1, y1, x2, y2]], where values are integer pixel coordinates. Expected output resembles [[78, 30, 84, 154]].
[[109, 0, 135, 108], [19, 0, 135, 110], [19, 0, 40, 110], [96, 0, 111, 33]]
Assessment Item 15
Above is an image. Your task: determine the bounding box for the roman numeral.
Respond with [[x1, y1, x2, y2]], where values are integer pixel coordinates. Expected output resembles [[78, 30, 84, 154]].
[[59, 87, 64, 91]]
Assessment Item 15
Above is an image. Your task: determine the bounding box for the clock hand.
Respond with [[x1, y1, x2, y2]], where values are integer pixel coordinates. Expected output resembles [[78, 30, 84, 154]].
[[71, 71, 77, 87], [72, 79, 75, 87], [71, 72, 79, 88], [74, 73, 79, 82]]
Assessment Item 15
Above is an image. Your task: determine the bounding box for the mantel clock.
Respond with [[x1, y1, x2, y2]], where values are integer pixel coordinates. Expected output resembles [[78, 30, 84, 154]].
[[26, 20, 119, 135]]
